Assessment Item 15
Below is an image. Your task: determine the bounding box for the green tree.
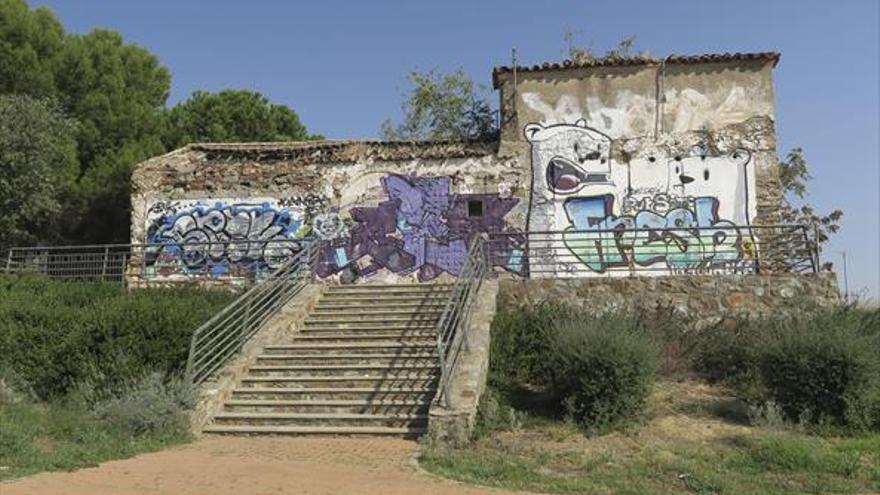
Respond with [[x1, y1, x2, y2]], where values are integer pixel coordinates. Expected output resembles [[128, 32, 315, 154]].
[[163, 89, 313, 149], [1, 1, 172, 243], [57, 30, 171, 243], [0, 0, 64, 97], [777, 148, 843, 270], [381, 69, 497, 141], [0, 94, 78, 249]]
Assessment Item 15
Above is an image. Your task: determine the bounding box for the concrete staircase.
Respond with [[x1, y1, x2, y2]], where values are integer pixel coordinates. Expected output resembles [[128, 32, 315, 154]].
[[202, 283, 452, 437]]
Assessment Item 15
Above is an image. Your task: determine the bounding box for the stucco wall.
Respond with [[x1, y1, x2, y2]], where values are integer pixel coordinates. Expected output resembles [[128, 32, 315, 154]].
[[493, 59, 782, 278]]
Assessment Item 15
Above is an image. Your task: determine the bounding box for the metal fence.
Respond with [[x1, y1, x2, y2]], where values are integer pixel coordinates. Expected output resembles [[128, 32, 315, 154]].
[[434, 235, 490, 406], [4, 239, 307, 283], [485, 224, 817, 278], [185, 242, 318, 384]]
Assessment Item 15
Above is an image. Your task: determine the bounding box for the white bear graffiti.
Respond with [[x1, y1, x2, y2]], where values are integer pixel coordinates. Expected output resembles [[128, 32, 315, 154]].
[[524, 121, 758, 275]]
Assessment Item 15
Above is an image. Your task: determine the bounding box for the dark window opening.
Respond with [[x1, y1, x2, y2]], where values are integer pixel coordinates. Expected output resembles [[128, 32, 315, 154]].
[[468, 199, 484, 218]]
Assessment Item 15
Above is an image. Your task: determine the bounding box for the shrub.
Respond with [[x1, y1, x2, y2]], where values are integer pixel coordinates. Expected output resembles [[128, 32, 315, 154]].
[[548, 314, 657, 434], [473, 386, 520, 439], [690, 320, 765, 400], [0, 274, 234, 399], [90, 372, 195, 438], [489, 302, 576, 389], [757, 307, 880, 431]]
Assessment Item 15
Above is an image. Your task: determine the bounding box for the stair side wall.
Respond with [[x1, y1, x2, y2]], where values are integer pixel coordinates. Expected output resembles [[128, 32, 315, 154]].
[[426, 280, 499, 447]]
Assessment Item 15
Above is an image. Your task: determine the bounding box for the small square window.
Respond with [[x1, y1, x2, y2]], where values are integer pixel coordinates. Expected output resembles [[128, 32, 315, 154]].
[[468, 199, 483, 218]]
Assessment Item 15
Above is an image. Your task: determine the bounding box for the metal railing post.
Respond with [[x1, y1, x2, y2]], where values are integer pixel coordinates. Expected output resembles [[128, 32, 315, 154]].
[[4, 249, 11, 274], [100, 247, 109, 281]]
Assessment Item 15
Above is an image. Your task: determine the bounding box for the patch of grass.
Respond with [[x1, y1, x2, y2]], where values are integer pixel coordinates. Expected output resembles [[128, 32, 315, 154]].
[[0, 397, 190, 481], [422, 382, 880, 494]]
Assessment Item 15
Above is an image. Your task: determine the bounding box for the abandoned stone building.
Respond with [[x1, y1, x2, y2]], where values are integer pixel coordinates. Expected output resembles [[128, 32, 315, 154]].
[[120, 51, 838, 439], [132, 51, 803, 285]]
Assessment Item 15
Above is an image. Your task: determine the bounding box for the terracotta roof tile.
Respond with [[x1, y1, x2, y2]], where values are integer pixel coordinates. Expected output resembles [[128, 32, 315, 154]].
[[492, 51, 780, 87], [184, 139, 498, 163]]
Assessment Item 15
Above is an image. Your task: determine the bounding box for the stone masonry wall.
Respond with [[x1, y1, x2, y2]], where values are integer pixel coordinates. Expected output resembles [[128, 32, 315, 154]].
[[497, 272, 840, 324]]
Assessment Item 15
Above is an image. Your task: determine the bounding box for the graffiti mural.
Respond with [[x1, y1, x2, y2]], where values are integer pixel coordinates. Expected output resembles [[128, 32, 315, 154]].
[[144, 198, 313, 279], [315, 174, 523, 282], [524, 120, 756, 276]]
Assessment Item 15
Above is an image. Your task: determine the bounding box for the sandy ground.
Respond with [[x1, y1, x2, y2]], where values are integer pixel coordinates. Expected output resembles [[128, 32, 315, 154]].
[[3, 436, 520, 495]]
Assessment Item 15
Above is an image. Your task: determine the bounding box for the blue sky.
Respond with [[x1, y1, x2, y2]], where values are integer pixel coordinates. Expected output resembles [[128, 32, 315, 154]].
[[35, 0, 880, 298]]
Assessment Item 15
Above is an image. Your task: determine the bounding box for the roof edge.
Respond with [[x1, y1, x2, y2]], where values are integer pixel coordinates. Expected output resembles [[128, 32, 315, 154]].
[[492, 51, 780, 88]]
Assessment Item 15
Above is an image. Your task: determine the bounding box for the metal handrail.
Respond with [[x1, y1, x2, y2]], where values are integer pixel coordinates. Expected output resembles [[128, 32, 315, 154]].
[[4, 239, 306, 283], [434, 235, 489, 407], [485, 224, 818, 276], [184, 241, 318, 384]]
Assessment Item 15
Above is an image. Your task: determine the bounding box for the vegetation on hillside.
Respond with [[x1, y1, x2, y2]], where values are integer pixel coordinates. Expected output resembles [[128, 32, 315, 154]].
[[0, 274, 234, 479], [422, 303, 880, 494]]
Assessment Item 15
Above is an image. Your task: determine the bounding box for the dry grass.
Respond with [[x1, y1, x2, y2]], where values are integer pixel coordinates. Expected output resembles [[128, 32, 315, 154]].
[[421, 379, 880, 495]]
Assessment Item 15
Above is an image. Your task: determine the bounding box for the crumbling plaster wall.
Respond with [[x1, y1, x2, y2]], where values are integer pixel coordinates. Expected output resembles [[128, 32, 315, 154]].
[[496, 60, 782, 226], [131, 148, 526, 284]]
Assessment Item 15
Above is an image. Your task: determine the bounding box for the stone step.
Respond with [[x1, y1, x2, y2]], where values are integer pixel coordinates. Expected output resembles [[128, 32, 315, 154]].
[[317, 294, 450, 304], [309, 308, 444, 317], [256, 352, 437, 360], [249, 364, 439, 372], [245, 367, 439, 379], [221, 399, 431, 414], [291, 332, 436, 342], [254, 353, 437, 366], [263, 342, 436, 352], [297, 326, 438, 335], [230, 386, 436, 401], [322, 288, 453, 297], [325, 283, 452, 291], [212, 412, 428, 428], [238, 375, 438, 389], [314, 302, 447, 311], [303, 315, 442, 324], [202, 425, 427, 436], [300, 321, 438, 330]]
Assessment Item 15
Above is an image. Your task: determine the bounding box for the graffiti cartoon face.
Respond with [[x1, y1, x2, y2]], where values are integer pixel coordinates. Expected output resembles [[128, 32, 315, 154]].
[[312, 210, 348, 240], [524, 120, 614, 195], [670, 147, 753, 224]]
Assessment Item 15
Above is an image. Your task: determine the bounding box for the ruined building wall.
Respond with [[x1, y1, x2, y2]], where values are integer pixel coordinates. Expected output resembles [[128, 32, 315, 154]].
[[130, 145, 526, 284], [494, 59, 783, 276], [131, 57, 792, 284]]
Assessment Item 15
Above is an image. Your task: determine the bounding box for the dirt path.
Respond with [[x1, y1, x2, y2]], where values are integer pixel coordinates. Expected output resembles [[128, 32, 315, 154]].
[[2, 436, 521, 495]]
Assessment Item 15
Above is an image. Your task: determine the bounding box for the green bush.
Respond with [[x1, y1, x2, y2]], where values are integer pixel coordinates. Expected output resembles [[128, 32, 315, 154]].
[[690, 320, 765, 399], [758, 308, 880, 431], [489, 302, 576, 389], [0, 274, 234, 399], [548, 314, 657, 434], [691, 305, 880, 431]]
